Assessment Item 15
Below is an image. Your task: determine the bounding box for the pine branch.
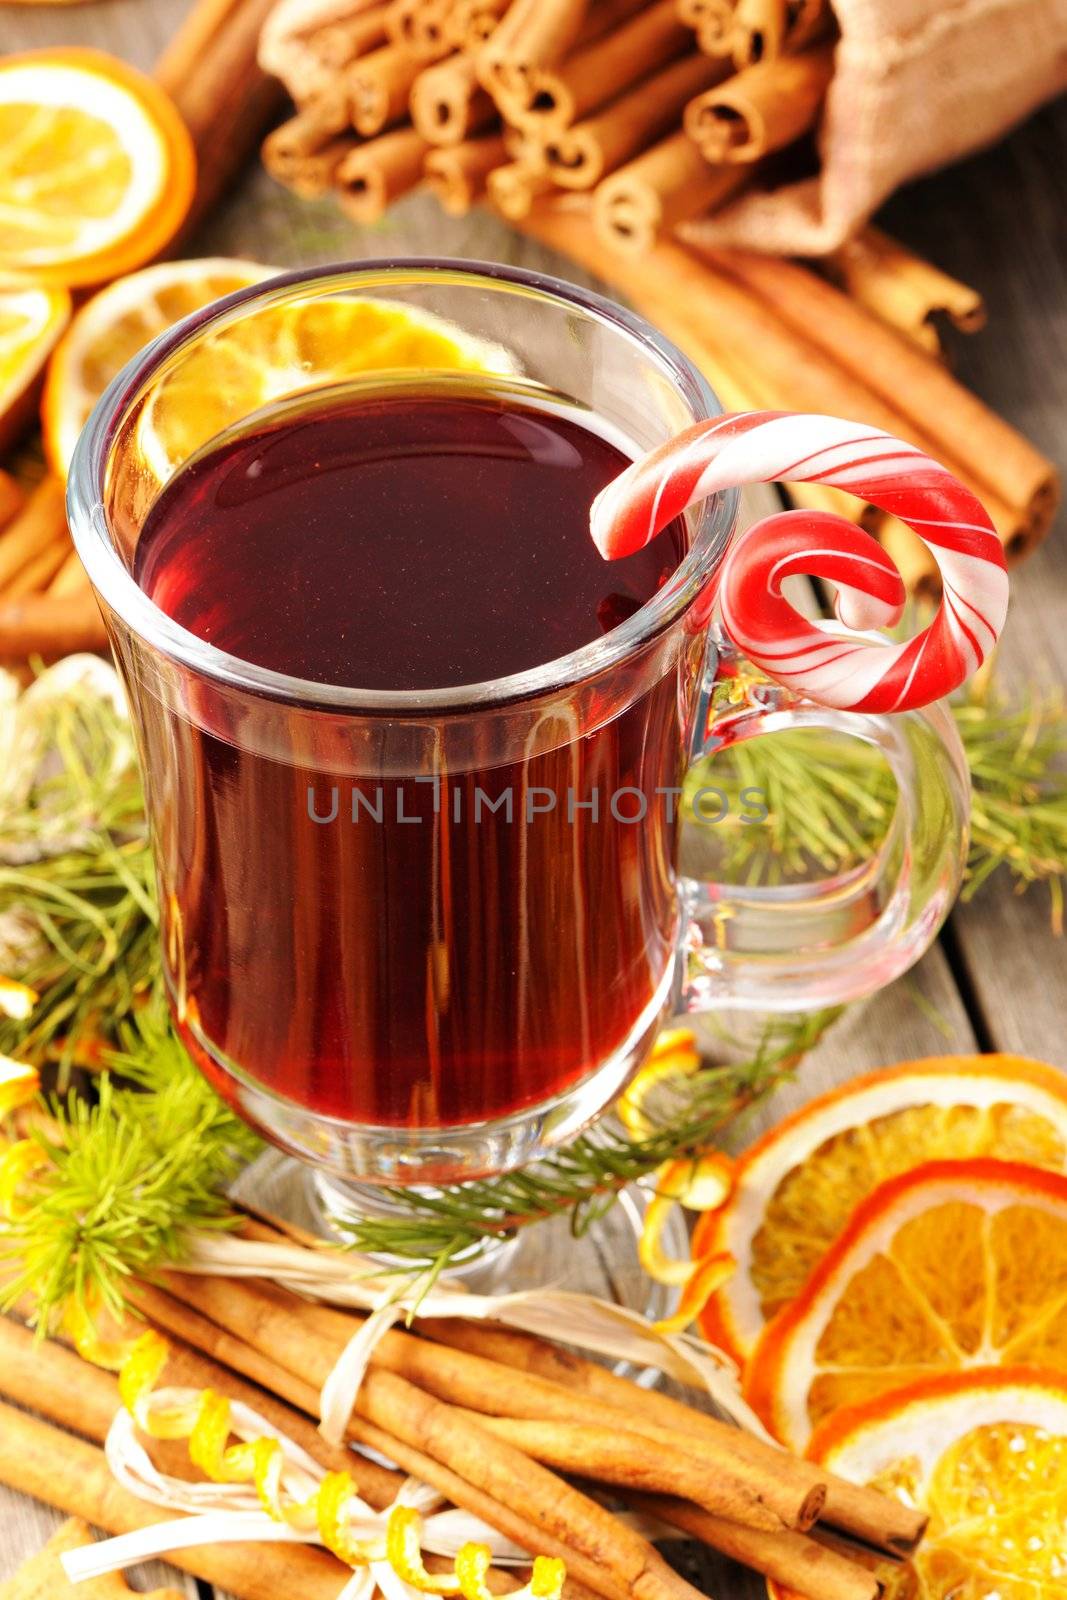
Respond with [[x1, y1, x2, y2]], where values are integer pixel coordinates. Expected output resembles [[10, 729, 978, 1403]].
[[0, 998, 262, 1333], [335, 1008, 841, 1276]]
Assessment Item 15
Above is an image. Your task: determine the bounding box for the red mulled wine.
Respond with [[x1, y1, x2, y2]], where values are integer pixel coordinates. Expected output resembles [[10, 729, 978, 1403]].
[[133, 379, 689, 1130]]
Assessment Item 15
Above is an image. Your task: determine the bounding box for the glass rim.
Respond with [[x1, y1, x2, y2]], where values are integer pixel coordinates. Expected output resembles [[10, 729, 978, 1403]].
[[66, 257, 738, 714]]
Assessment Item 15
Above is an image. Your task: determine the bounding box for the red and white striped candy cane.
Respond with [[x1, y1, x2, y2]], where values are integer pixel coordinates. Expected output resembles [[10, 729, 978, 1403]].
[[591, 411, 1008, 713]]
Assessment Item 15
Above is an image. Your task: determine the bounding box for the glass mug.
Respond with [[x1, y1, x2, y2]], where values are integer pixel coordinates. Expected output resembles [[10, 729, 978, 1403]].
[[68, 261, 968, 1198]]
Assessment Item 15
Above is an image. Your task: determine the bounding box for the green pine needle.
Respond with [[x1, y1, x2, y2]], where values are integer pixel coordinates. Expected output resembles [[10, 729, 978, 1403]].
[[0, 999, 261, 1333], [335, 1007, 840, 1281]]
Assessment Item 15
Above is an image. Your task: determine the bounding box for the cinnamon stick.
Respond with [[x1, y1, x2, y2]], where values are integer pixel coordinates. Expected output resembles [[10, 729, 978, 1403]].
[[684, 42, 834, 161], [0, 1313, 401, 1509], [311, 4, 391, 69], [731, 0, 788, 64], [0, 469, 25, 531], [425, 132, 509, 211], [827, 225, 987, 352], [698, 245, 1058, 552], [630, 1495, 879, 1600], [0, 592, 107, 658], [446, 0, 512, 50], [486, 160, 554, 217], [347, 42, 423, 134], [148, 1276, 722, 1600], [503, 0, 691, 131], [543, 51, 729, 187], [335, 125, 429, 219], [129, 1287, 621, 1600], [478, 0, 591, 101], [459, 1412, 789, 1530], [0, 479, 68, 592], [5, 528, 72, 599], [410, 54, 498, 144], [261, 91, 356, 196], [164, 1275, 824, 1533], [874, 512, 941, 602], [592, 132, 747, 252], [421, 1317, 927, 1557], [154, 0, 285, 233], [784, 0, 832, 51], [386, 0, 457, 61], [522, 204, 1024, 543], [682, 0, 734, 54], [47, 549, 91, 599], [0, 1400, 350, 1600]]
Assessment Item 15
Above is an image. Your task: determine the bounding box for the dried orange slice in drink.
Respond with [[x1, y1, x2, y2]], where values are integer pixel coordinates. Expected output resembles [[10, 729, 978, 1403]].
[[770, 1370, 1067, 1600], [0, 277, 69, 452], [693, 1056, 1067, 1364], [0, 50, 196, 288], [745, 1158, 1067, 1449], [42, 258, 274, 474], [134, 295, 518, 483]]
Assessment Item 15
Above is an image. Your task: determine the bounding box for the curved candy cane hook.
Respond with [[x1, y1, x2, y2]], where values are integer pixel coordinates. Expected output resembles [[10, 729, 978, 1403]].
[[591, 411, 1008, 713]]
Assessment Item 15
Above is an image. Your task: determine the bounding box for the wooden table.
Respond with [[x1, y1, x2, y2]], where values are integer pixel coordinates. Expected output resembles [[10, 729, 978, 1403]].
[[3, 3, 1065, 1595]]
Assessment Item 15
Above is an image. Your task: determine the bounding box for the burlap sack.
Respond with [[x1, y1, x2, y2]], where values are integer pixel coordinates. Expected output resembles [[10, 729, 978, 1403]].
[[682, 0, 1067, 254]]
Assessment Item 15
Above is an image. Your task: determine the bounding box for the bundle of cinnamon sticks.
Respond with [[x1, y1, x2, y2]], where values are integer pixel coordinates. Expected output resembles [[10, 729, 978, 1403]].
[[0, 1240, 924, 1600], [259, 0, 1059, 594]]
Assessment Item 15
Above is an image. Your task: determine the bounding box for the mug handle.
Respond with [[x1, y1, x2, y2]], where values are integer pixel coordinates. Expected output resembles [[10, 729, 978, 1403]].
[[676, 629, 970, 1014]]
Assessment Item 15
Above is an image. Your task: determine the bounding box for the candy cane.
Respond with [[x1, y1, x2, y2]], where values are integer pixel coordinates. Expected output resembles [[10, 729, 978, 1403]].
[[590, 411, 1008, 713]]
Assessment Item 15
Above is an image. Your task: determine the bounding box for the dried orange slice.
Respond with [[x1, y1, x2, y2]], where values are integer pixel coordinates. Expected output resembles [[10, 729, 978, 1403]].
[[134, 296, 518, 483], [42, 258, 274, 474], [773, 1370, 1067, 1600], [0, 277, 70, 452], [694, 1055, 1067, 1364], [745, 1157, 1067, 1450], [0, 50, 196, 288]]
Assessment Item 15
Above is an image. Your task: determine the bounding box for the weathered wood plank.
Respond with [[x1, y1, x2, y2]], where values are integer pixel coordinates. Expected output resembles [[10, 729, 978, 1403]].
[[0, 1484, 200, 1595], [879, 100, 1067, 1063]]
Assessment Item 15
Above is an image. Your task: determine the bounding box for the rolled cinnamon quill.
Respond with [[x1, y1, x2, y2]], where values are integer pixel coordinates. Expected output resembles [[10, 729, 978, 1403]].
[[165, 1275, 824, 1533], [446, 0, 511, 50], [5, 527, 72, 599], [129, 1287, 622, 1600], [684, 41, 834, 161], [410, 54, 497, 143], [680, 0, 734, 53], [827, 225, 987, 352], [699, 245, 1057, 552], [335, 124, 429, 218], [47, 549, 92, 599], [461, 1412, 789, 1530], [592, 132, 748, 253], [310, 3, 390, 69], [631, 1496, 880, 1600], [730, 0, 788, 64], [504, 0, 691, 132], [150, 1275, 748, 1597], [346, 42, 422, 134], [421, 1314, 927, 1557], [0, 477, 68, 591], [486, 159, 554, 217], [784, 0, 833, 53], [543, 51, 730, 188], [424, 132, 508, 211], [0, 469, 24, 531], [262, 91, 356, 196], [477, 0, 591, 101], [385, 0, 456, 60]]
